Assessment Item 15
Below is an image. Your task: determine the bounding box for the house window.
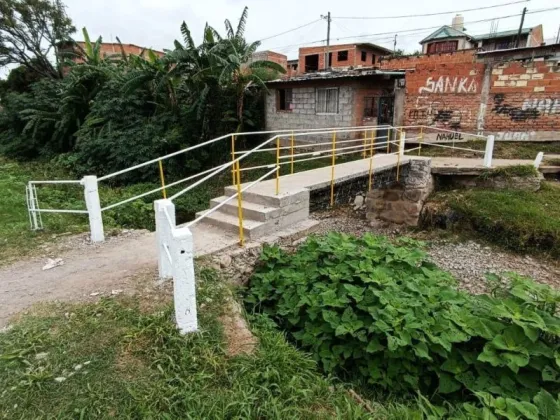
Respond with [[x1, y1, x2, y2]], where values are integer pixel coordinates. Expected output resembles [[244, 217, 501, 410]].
[[427, 41, 459, 54], [361, 51, 367, 61], [372, 55, 376, 64], [337, 50, 348, 61], [277, 88, 293, 111], [316, 88, 339, 114], [364, 97, 377, 118], [305, 54, 319, 72]]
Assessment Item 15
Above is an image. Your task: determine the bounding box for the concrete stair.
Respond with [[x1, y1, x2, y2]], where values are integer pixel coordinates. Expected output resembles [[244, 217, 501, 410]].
[[195, 185, 310, 241]]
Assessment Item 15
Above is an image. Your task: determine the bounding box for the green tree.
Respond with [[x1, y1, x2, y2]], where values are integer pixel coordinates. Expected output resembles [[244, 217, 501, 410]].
[[212, 7, 285, 131], [0, 0, 75, 78]]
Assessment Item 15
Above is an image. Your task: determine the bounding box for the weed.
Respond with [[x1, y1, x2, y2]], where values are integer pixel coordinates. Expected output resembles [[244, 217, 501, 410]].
[[0, 266, 377, 419], [246, 233, 560, 418], [478, 165, 538, 180]]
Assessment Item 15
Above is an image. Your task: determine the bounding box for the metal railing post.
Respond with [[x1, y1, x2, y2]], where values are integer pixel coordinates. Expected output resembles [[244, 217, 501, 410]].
[[158, 160, 167, 199], [82, 175, 104, 243], [368, 130, 375, 192], [290, 131, 295, 174], [362, 130, 367, 158], [396, 131, 405, 182], [231, 135, 236, 185], [235, 160, 245, 247], [534, 152, 544, 169], [155, 199, 175, 279], [276, 137, 280, 195], [483, 135, 495, 168], [330, 131, 336, 207]]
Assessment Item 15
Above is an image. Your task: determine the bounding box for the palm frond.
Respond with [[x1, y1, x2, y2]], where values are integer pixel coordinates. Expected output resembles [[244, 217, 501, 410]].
[[224, 19, 235, 39], [82, 27, 93, 59], [235, 7, 249, 38], [180, 21, 196, 50]]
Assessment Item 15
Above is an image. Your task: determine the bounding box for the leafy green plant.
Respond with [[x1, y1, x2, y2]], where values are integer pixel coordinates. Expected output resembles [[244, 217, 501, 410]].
[[246, 233, 560, 418]]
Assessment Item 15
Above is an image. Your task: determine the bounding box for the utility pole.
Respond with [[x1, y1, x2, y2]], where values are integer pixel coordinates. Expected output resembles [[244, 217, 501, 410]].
[[393, 34, 398, 53], [514, 7, 527, 48], [556, 24, 560, 44], [321, 12, 331, 70]]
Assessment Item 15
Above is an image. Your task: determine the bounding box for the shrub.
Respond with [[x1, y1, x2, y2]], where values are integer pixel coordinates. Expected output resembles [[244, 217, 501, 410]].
[[246, 233, 560, 418]]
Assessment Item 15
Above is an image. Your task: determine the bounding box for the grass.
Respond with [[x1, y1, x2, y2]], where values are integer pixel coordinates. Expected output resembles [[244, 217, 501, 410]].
[[0, 266, 420, 419], [429, 181, 560, 257], [416, 140, 560, 160], [478, 164, 538, 179], [0, 152, 357, 264]]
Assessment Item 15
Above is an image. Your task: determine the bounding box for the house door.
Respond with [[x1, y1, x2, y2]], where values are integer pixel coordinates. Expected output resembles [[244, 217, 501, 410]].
[[377, 96, 394, 149]]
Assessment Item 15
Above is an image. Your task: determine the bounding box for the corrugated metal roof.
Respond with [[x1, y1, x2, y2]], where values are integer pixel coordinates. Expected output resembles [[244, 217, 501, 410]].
[[471, 28, 532, 41], [420, 26, 471, 43], [266, 69, 405, 84]]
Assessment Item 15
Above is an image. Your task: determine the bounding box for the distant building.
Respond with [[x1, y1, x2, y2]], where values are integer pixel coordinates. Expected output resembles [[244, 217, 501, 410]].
[[298, 43, 393, 73], [419, 14, 544, 53]]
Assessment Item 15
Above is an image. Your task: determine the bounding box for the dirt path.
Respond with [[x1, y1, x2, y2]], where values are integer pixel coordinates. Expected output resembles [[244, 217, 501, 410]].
[[0, 231, 157, 327]]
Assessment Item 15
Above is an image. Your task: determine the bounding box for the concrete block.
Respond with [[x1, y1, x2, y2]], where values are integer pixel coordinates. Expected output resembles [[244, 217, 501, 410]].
[[494, 81, 505, 87], [534, 86, 546, 92], [516, 80, 527, 87], [526, 68, 537, 74], [531, 73, 544, 80], [519, 74, 531, 80], [492, 69, 503, 75]]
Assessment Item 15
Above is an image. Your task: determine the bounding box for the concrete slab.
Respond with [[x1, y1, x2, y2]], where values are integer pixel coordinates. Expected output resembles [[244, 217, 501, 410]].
[[430, 157, 536, 175], [232, 154, 418, 197]]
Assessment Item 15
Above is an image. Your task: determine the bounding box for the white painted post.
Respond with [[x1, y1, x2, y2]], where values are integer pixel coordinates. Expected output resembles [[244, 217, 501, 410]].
[[154, 199, 175, 279], [534, 152, 544, 169], [483, 135, 495, 168], [170, 226, 198, 334], [399, 130, 406, 157], [82, 176, 105, 242]]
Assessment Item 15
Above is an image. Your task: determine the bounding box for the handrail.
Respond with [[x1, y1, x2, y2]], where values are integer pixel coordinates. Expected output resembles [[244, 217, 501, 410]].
[[96, 124, 391, 182], [169, 134, 280, 201], [186, 165, 278, 228]]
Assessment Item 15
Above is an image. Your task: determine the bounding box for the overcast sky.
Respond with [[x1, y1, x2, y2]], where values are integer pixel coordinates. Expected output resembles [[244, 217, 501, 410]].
[[2, 0, 559, 78]]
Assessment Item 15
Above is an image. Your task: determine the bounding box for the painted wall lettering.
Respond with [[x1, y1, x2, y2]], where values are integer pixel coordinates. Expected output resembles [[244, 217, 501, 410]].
[[419, 76, 478, 94], [409, 98, 464, 129], [496, 131, 536, 141], [492, 94, 539, 121], [521, 98, 560, 115], [436, 133, 464, 141]]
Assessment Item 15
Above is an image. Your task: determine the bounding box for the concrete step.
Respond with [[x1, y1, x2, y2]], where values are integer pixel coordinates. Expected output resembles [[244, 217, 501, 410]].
[[195, 205, 310, 240], [209, 196, 280, 222], [195, 209, 268, 239], [223, 186, 309, 208]]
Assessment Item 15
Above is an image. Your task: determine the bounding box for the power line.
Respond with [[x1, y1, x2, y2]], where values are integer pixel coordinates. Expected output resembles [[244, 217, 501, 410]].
[[265, 6, 559, 54], [334, 0, 529, 20], [330, 7, 560, 42], [258, 19, 322, 42]]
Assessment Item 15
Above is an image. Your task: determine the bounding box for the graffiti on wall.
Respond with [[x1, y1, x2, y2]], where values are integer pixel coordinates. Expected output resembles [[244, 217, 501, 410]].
[[493, 94, 560, 121], [408, 97, 465, 129], [522, 98, 560, 115], [496, 131, 536, 141], [436, 132, 464, 141], [418, 76, 478, 94]]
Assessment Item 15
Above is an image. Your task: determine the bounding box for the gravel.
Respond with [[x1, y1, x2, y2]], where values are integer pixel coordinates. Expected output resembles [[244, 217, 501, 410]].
[[310, 206, 560, 294]]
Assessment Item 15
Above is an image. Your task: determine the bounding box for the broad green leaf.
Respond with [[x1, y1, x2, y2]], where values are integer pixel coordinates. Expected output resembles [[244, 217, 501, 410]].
[[438, 372, 461, 394], [533, 389, 560, 420]]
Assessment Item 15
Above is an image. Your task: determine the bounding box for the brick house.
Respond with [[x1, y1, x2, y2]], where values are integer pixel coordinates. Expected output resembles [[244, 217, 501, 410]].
[[379, 44, 560, 141], [265, 69, 405, 141], [420, 15, 544, 54], [298, 43, 393, 73]]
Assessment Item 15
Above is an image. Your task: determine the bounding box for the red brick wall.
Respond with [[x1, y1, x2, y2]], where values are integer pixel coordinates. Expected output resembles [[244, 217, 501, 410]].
[[379, 50, 476, 70], [298, 44, 388, 73], [485, 60, 560, 140], [403, 62, 485, 135]]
